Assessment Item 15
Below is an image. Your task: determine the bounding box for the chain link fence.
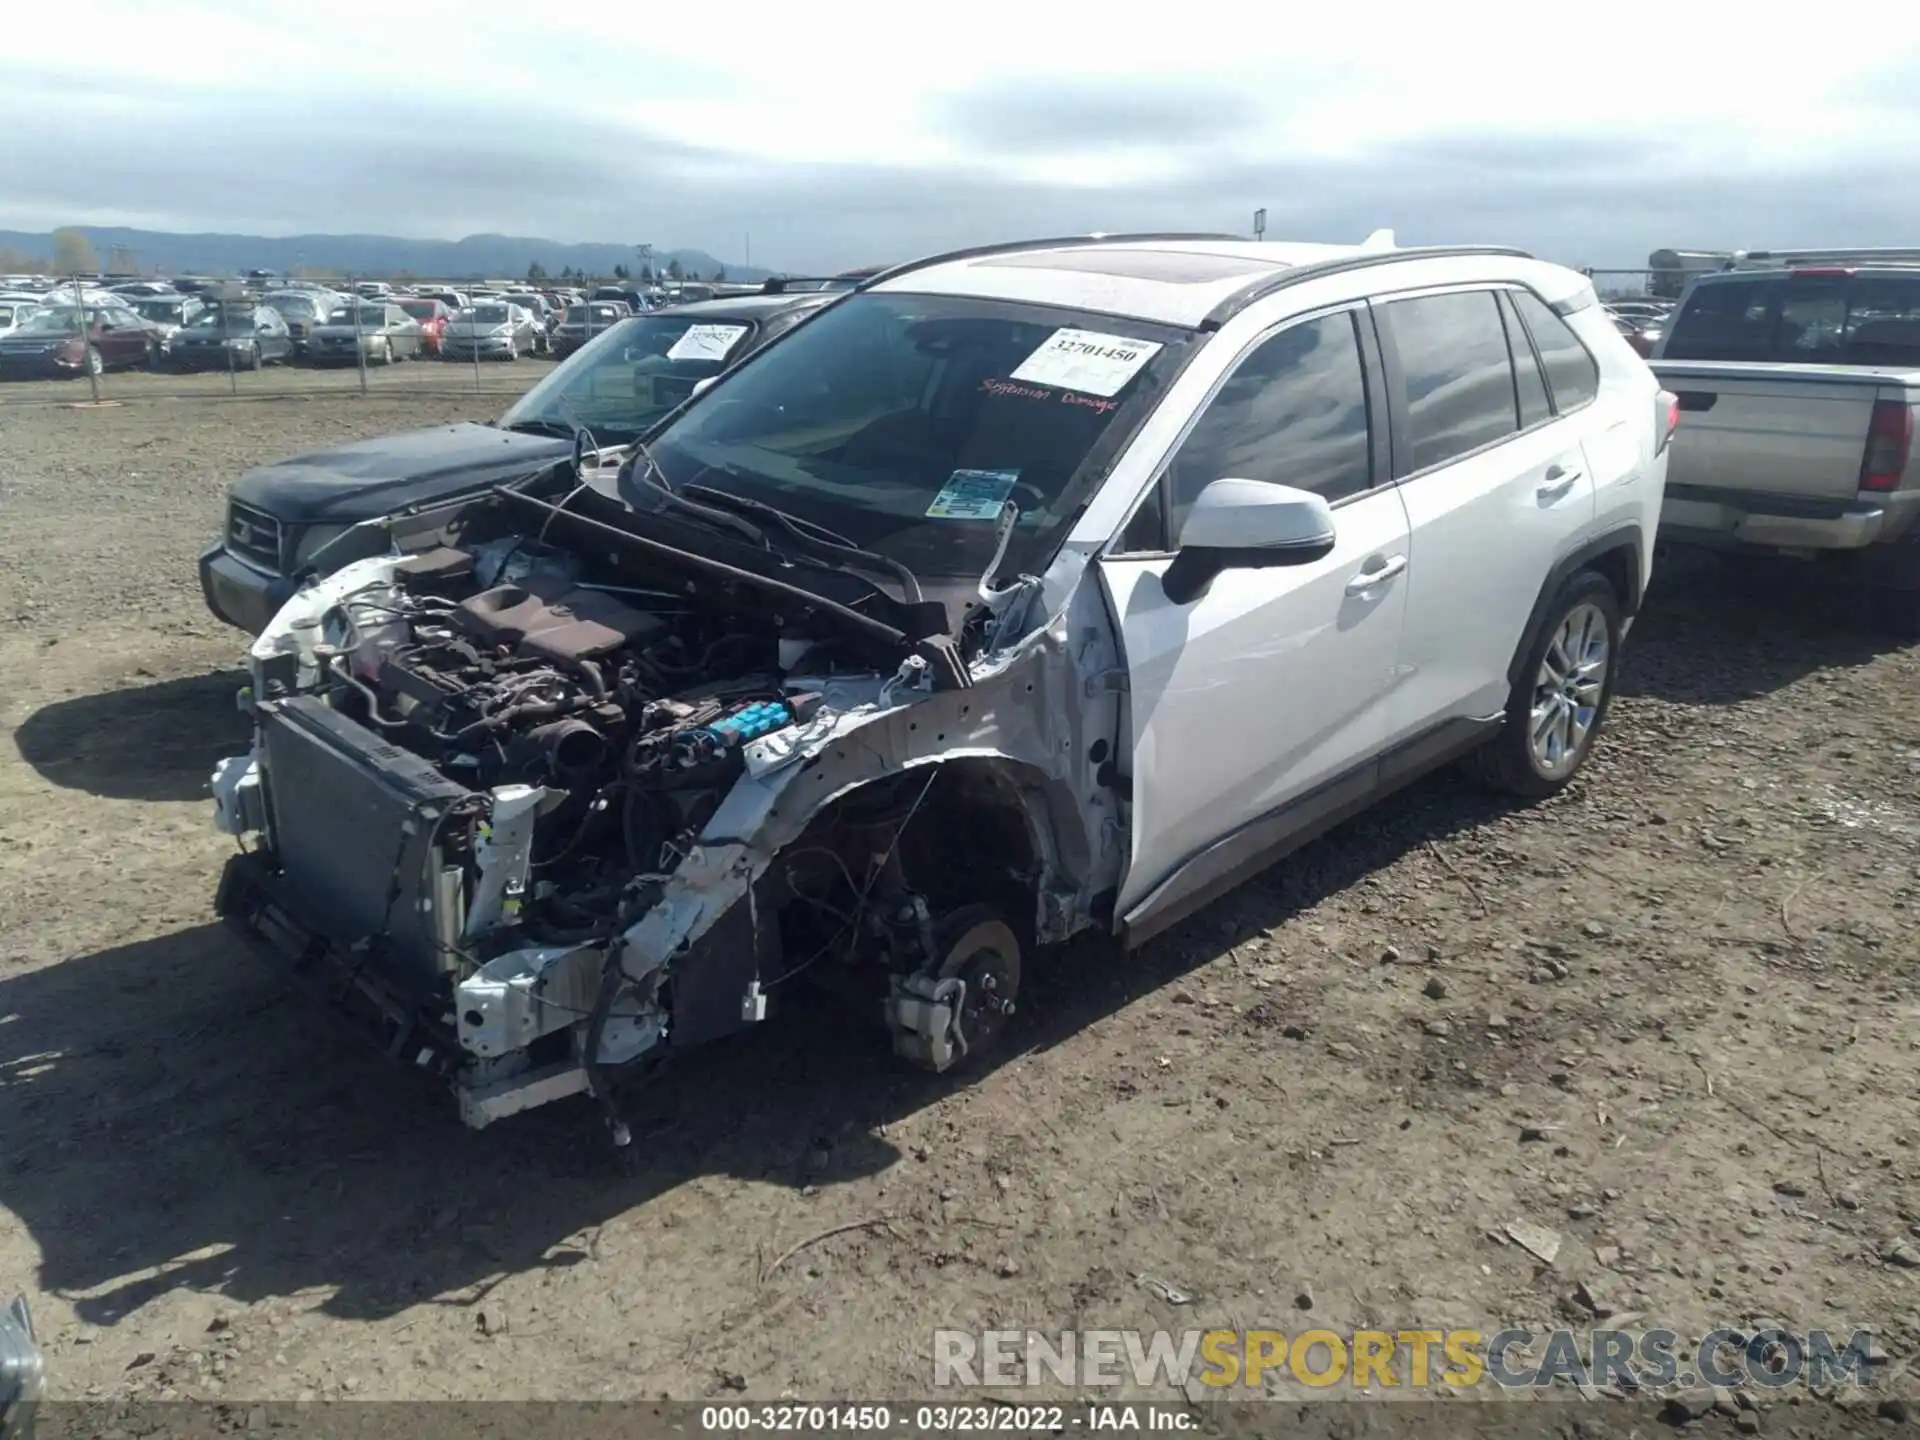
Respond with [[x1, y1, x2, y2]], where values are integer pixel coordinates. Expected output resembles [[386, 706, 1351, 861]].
[[0, 275, 612, 409], [1583, 268, 1661, 300]]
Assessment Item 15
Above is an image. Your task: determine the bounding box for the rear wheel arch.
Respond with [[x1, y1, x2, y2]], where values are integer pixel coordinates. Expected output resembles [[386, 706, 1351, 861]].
[[1507, 527, 1644, 693]]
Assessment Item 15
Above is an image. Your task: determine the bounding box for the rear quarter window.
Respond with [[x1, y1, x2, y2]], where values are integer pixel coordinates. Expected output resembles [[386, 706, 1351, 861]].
[[1511, 290, 1600, 411]]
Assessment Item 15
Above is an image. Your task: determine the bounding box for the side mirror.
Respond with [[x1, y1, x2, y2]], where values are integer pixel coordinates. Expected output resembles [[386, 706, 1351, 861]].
[[1161, 478, 1337, 605]]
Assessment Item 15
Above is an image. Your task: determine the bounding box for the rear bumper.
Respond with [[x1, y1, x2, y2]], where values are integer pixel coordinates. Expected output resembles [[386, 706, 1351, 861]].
[[198, 541, 293, 635], [1659, 482, 1920, 549], [1662, 487, 1920, 589]]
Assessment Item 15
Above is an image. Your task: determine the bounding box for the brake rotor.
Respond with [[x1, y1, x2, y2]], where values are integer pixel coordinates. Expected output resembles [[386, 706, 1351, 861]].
[[935, 910, 1022, 1059]]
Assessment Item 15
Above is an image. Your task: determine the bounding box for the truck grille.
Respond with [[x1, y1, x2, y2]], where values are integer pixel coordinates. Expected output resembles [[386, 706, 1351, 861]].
[[227, 500, 282, 572]]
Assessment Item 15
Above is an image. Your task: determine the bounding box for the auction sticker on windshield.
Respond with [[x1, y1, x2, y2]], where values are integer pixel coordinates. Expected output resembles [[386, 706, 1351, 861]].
[[1010, 328, 1162, 398], [666, 323, 750, 363], [927, 469, 1019, 520]]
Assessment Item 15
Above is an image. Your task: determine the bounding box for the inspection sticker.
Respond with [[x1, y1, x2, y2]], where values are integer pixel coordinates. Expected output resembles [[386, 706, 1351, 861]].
[[665, 323, 749, 363], [926, 469, 1019, 520], [1010, 328, 1162, 397]]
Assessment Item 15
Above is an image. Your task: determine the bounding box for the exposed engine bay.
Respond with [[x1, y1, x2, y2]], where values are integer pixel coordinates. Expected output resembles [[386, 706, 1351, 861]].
[[210, 488, 1115, 1135]]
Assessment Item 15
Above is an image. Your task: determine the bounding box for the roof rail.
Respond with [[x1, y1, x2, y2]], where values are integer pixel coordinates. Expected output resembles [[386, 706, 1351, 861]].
[[1202, 244, 1534, 328], [1729, 246, 1920, 270], [855, 232, 1252, 291], [760, 276, 856, 294]]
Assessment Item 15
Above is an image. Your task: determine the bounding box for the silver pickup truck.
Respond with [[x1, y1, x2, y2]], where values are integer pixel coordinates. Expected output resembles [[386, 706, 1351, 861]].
[[1650, 264, 1920, 633]]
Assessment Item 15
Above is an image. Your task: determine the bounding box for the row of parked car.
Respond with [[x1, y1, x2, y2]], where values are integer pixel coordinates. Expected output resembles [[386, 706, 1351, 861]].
[[1602, 296, 1674, 357], [0, 274, 766, 380]]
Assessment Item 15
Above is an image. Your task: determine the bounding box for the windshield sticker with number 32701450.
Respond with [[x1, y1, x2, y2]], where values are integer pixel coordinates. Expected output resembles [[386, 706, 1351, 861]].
[[1010, 328, 1163, 397]]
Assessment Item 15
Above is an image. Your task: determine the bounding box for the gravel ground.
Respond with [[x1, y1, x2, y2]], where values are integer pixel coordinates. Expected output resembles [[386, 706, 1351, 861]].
[[1, 378, 1917, 1431]]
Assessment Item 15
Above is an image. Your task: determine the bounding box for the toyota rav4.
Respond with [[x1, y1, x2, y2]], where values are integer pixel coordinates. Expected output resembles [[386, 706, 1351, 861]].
[[208, 232, 1672, 1135]]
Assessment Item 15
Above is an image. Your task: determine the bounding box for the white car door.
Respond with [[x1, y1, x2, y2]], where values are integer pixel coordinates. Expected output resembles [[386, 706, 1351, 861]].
[[1374, 287, 1598, 736], [1096, 306, 1412, 924]]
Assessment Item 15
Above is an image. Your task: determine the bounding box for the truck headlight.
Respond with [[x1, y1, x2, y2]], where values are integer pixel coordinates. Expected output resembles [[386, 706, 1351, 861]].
[[290, 524, 351, 569]]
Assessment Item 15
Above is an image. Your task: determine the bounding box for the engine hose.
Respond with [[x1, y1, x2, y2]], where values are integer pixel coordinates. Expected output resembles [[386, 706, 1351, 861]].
[[566, 656, 608, 700], [449, 696, 570, 744], [327, 657, 410, 730]]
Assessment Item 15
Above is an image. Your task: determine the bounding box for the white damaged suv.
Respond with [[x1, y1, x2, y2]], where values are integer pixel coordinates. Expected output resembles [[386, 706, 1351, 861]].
[[210, 232, 1673, 1133]]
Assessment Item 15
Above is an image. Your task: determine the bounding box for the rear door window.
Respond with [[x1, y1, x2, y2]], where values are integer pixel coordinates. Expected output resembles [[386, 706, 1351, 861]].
[[1381, 290, 1519, 472]]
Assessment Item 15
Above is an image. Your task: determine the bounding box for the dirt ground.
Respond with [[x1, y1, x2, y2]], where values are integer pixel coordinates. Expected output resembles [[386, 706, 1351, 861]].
[[2, 375, 1918, 1429]]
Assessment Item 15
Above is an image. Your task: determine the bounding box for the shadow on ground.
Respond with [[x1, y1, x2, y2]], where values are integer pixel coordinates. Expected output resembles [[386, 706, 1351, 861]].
[[0, 766, 1509, 1328], [13, 671, 248, 803], [1618, 547, 1909, 705]]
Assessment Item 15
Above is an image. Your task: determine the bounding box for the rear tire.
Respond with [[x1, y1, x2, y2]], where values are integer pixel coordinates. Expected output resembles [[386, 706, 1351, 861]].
[[1465, 570, 1623, 799]]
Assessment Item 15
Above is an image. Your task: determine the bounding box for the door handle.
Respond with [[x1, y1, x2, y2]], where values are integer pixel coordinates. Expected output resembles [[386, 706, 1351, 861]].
[[1537, 465, 1583, 500], [1345, 553, 1408, 595]]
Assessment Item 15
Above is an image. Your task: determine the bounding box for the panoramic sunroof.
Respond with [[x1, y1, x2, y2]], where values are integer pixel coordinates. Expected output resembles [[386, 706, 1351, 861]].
[[976, 247, 1279, 283]]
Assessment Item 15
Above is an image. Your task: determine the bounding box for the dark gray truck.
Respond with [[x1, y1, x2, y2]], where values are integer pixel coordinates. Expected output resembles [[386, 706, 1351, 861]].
[[1650, 262, 1920, 632]]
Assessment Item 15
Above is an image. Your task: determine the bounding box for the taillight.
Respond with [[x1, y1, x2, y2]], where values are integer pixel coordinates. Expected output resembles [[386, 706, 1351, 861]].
[[1861, 400, 1913, 492], [1655, 390, 1680, 455]]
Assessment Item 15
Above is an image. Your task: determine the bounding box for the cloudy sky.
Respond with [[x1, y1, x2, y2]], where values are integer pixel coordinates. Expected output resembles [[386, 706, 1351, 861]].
[[6, 0, 1919, 274]]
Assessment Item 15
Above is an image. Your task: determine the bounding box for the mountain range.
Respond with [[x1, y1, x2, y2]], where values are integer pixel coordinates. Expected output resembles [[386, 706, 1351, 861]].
[[0, 227, 770, 282]]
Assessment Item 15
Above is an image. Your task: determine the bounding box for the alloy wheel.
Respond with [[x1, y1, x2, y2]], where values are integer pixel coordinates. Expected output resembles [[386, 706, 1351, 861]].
[[1528, 600, 1610, 778]]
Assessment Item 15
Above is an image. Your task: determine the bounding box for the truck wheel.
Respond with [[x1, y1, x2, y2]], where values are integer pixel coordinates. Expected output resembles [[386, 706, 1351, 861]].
[[1465, 569, 1622, 799], [1871, 586, 1920, 640]]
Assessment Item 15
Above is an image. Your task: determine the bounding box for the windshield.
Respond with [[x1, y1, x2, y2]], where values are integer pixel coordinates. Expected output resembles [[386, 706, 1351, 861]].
[[18, 307, 87, 333], [133, 299, 186, 321], [188, 307, 252, 330], [499, 313, 755, 444], [263, 293, 317, 316], [327, 307, 386, 327], [638, 293, 1189, 581], [398, 300, 439, 320], [565, 304, 624, 325], [1664, 275, 1920, 365], [464, 305, 511, 324]]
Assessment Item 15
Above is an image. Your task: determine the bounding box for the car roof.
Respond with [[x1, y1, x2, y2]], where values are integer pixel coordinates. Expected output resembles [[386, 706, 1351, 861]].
[[866, 235, 1542, 328]]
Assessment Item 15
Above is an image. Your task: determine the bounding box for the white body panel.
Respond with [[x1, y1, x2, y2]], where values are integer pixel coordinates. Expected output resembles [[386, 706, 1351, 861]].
[[1102, 484, 1411, 915]]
